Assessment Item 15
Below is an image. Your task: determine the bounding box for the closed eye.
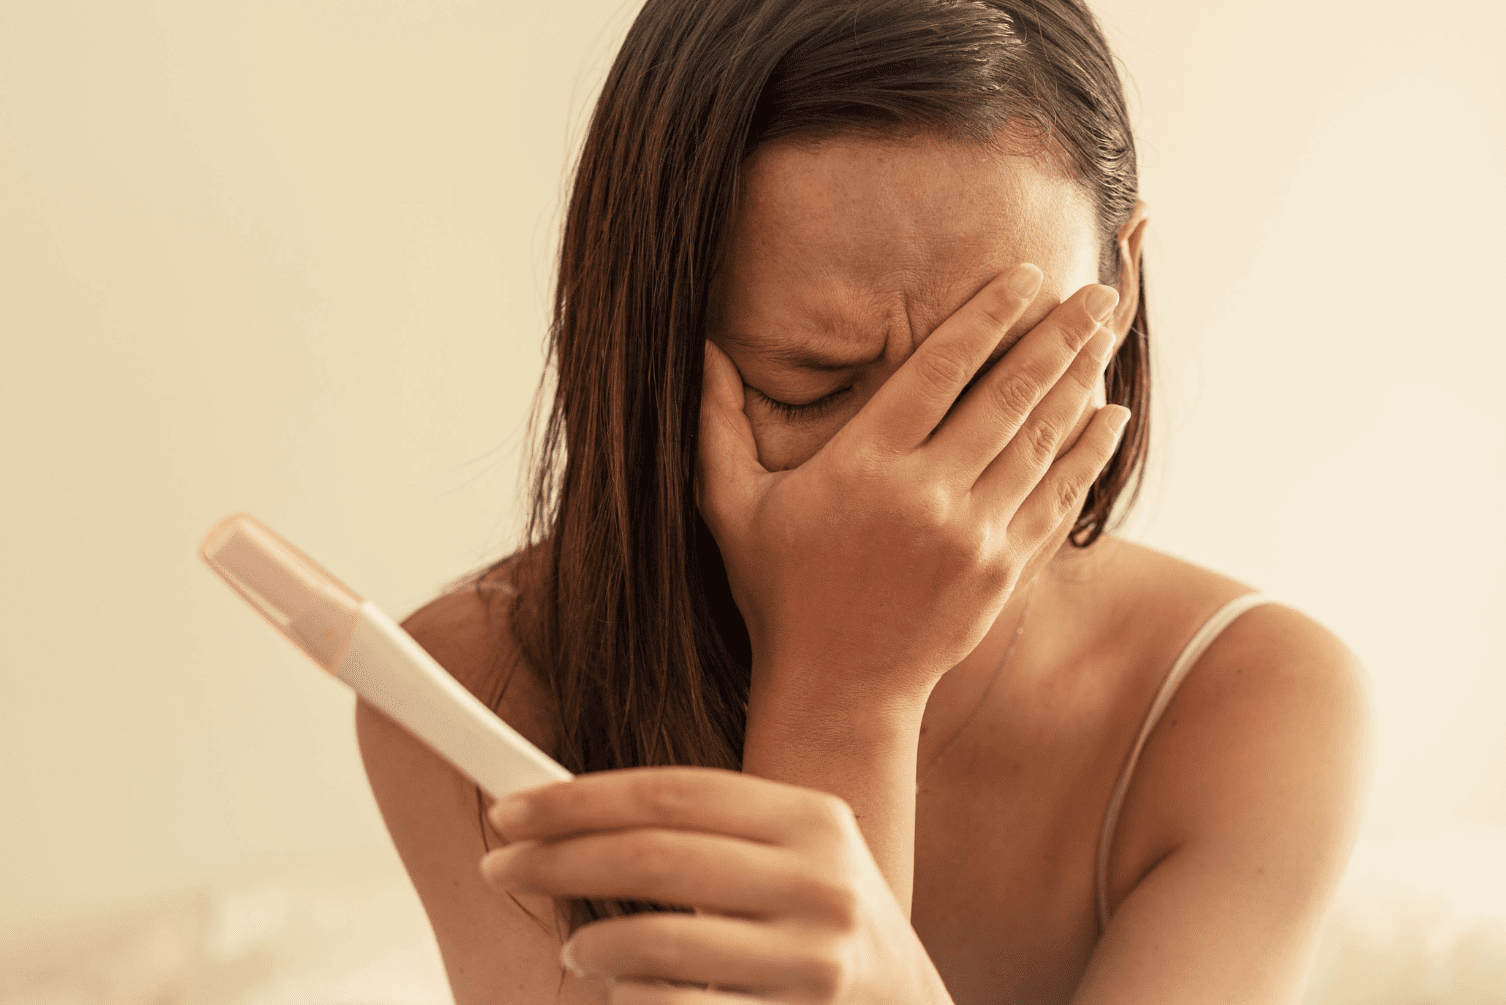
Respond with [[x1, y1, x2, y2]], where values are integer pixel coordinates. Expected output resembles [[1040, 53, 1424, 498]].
[[747, 385, 852, 423]]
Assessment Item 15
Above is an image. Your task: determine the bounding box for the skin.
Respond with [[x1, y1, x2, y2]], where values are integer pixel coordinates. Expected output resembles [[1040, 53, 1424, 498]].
[[355, 134, 1374, 1004], [706, 134, 1113, 477], [693, 134, 1138, 915]]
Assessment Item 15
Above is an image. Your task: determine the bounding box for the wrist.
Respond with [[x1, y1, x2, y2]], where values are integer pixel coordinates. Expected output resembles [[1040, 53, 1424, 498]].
[[740, 656, 927, 777], [742, 655, 927, 918], [746, 654, 931, 750]]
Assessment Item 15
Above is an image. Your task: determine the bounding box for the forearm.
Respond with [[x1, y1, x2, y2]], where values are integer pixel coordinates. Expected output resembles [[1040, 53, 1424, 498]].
[[741, 660, 930, 916]]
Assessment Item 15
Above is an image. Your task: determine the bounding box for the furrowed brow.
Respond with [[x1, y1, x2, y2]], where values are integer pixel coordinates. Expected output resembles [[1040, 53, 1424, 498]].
[[720, 330, 886, 372]]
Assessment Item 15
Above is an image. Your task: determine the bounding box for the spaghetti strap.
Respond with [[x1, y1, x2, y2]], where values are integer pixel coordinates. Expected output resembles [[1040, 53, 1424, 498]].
[[1094, 592, 1280, 934]]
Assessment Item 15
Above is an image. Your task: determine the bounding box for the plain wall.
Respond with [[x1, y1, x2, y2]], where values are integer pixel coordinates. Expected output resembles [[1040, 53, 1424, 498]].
[[2, 0, 1502, 968]]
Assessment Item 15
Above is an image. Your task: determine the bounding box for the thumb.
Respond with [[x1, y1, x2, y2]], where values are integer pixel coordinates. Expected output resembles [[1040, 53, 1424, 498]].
[[696, 339, 765, 523]]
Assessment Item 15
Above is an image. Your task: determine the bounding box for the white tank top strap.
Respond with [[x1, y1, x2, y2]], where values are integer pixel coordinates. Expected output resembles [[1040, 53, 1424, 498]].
[[1094, 591, 1280, 934]]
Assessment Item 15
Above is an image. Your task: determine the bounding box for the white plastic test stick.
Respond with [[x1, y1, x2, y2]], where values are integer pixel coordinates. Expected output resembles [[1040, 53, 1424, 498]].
[[199, 513, 572, 801]]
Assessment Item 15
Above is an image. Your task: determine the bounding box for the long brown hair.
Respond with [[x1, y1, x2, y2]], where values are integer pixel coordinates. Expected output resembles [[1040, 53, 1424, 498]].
[[458, 0, 1152, 936]]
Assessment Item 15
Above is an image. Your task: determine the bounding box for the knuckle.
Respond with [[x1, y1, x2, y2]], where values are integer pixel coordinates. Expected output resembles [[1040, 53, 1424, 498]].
[[1054, 469, 1088, 515], [988, 372, 1038, 419], [894, 480, 951, 529], [797, 943, 853, 999], [620, 831, 676, 883], [1002, 539, 1034, 576], [809, 793, 857, 835], [1070, 348, 1106, 388], [642, 919, 693, 970], [799, 870, 863, 929], [913, 346, 972, 399], [981, 555, 1016, 596], [953, 518, 991, 565], [1055, 319, 1094, 359], [1023, 418, 1064, 466], [639, 774, 695, 823], [827, 882, 863, 931]]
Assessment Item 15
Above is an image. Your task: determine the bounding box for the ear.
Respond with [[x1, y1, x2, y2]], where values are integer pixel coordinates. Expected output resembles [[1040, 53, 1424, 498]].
[[1109, 199, 1150, 352]]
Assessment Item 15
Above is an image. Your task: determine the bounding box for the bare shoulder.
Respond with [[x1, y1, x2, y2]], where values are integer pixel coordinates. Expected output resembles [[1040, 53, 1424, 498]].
[[392, 556, 559, 764], [1089, 536, 1373, 740], [1073, 536, 1368, 695], [1147, 574, 1375, 843], [354, 554, 598, 1005], [1089, 535, 1376, 928]]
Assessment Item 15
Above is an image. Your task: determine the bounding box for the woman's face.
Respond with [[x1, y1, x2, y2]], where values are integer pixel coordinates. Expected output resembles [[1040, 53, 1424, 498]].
[[706, 133, 1139, 474]]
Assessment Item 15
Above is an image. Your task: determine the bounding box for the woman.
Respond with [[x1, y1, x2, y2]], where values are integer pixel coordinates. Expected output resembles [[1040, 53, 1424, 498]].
[[356, 0, 1373, 1001]]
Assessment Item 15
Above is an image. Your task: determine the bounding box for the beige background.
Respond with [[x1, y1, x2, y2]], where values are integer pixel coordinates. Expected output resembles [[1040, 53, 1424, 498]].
[[2, 0, 1502, 968]]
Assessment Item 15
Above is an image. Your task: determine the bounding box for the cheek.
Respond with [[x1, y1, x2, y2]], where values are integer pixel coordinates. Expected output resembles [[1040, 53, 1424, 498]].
[[740, 378, 881, 470], [750, 421, 839, 471], [746, 406, 861, 471]]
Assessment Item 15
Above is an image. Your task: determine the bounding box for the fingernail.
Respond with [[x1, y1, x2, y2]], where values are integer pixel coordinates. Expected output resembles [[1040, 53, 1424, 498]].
[[1110, 407, 1132, 444], [1087, 286, 1119, 322], [489, 797, 531, 830], [560, 940, 585, 976], [1008, 263, 1042, 298]]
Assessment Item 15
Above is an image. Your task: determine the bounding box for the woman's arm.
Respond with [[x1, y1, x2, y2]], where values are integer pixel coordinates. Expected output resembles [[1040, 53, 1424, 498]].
[[699, 266, 1127, 917], [356, 587, 605, 1005], [474, 601, 1371, 1003], [740, 659, 928, 914], [1070, 603, 1374, 1004]]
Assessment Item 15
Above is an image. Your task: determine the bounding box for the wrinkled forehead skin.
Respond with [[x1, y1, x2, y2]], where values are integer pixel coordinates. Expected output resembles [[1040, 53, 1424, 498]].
[[708, 133, 1102, 378]]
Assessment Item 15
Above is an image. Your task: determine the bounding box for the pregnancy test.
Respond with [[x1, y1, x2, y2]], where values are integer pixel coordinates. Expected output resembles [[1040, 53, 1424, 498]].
[[199, 513, 572, 801]]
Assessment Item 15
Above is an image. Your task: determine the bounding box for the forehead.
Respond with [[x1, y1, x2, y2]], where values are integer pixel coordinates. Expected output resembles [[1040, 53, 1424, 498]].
[[709, 134, 1100, 365]]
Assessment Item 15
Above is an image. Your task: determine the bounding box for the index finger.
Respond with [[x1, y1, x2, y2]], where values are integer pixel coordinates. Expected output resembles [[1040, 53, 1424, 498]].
[[487, 766, 849, 847], [838, 263, 1043, 457]]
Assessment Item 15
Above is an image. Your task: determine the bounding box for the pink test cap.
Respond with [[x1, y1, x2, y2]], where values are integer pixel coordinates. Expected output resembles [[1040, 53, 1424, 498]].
[[199, 513, 362, 673]]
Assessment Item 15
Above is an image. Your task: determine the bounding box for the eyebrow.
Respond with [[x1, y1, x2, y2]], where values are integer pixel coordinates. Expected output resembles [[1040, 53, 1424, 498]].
[[720, 330, 887, 372]]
